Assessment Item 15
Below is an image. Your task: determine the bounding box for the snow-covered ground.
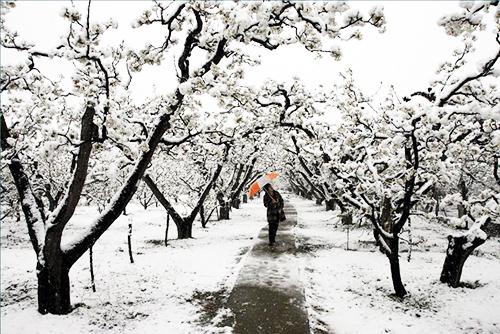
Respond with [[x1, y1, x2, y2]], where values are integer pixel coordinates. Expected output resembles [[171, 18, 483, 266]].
[[2, 195, 499, 334], [1, 200, 266, 334], [292, 196, 500, 334]]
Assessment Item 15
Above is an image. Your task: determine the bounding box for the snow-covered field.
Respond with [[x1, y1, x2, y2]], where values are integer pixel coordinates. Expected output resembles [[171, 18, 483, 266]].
[[293, 197, 500, 334], [1, 200, 266, 334], [2, 196, 499, 334]]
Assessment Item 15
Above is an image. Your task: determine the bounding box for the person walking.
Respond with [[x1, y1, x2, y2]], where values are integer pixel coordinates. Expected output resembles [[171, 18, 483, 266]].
[[263, 184, 285, 246]]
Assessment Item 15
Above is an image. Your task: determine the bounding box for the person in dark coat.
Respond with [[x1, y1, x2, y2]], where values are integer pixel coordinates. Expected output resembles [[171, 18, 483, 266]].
[[263, 184, 284, 246]]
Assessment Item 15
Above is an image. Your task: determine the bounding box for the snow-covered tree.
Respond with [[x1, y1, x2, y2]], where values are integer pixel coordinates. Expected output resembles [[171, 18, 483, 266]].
[[409, 1, 499, 287], [144, 135, 230, 238]]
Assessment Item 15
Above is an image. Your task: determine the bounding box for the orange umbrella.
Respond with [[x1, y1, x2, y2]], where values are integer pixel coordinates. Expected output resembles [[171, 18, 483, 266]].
[[248, 172, 279, 198]]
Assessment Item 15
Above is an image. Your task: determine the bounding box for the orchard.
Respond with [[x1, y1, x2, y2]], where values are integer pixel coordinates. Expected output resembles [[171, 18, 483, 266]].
[[1, 1, 498, 333]]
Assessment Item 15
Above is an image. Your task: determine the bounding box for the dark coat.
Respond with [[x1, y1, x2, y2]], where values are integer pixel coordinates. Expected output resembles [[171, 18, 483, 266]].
[[263, 190, 284, 224]]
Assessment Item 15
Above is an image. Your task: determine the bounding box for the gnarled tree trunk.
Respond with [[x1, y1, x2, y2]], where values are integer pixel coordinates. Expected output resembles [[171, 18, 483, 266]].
[[325, 199, 335, 211], [217, 192, 230, 220], [231, 198, 241, 209], [37, 261, 71, 314], [388, 238, 407, 297], [457, 178, 468, 228], [176, 223, 193, 239], [37, 229, 71, 314], [373, 198, 407, 298], [219, 203, 230, 220], [200, 205, 207, 228], [440, 218, 490, 287]]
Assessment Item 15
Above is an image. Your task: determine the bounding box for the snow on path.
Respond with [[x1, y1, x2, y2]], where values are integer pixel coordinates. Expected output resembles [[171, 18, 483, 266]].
[[227, 202, 311, 334]]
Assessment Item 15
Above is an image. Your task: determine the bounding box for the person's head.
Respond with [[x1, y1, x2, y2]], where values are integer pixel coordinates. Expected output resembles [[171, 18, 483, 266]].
[[264, 184, 274, 194]]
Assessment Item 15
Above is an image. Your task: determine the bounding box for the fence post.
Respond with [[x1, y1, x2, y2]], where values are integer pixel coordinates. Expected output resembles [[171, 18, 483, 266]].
[[165, 214, 170, 247]]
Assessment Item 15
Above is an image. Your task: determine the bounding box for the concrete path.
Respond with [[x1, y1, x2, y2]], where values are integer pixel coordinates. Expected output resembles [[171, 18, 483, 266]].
[[227, 202, 310, 334]]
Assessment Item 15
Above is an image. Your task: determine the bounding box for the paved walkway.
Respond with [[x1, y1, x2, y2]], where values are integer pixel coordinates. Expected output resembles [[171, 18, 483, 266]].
[[227, 202, 310, 334]]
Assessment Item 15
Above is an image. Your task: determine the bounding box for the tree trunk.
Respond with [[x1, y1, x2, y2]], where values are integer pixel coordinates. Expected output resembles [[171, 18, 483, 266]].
[[457, 178, 468, 218], [200, 205, 207, 228], [231, 198, 240, 209], [346, 221, 350, 250], [440, 234, 486, 287], [434, 188, 440, 216], [325, 199, 335, 211], [242, 194, 247, 203], [177, 222, 192, 239], [457, 179, 468, 228], [375, 228, 407, 298], [386, 233, 407, 297], [219, 203, 230, 220], [165, 214, 170, 247], [457, 205, 466, 218], [341, 213, 352, 225], [205, 206, 217, 226], [381, 197, 393, 233], [37, 256, 71, 314], [389, 253, 407, 297]]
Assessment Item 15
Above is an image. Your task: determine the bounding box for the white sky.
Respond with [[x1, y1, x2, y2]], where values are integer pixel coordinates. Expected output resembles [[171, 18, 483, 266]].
[[1, 1, 498, 104]]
